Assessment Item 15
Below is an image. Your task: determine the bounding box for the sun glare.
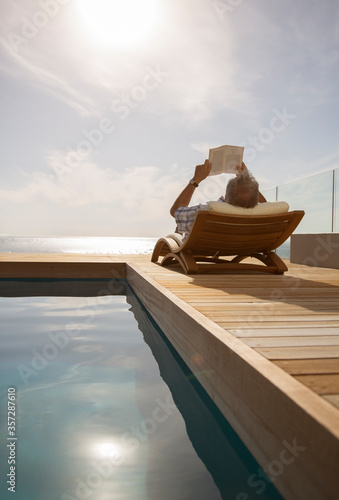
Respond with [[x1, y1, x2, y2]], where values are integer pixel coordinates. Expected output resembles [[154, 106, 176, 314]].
[[93, 441, 124, 460], [77, 0, 158, 48]]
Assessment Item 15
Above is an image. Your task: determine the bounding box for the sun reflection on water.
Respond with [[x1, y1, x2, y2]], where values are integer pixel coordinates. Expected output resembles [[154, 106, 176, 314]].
[[92, 440, 124, 461]]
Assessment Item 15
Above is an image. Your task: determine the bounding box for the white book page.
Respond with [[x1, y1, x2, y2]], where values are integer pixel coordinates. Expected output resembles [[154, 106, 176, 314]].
[[209, 145, 244, 175], [208, 146, 225, 175]]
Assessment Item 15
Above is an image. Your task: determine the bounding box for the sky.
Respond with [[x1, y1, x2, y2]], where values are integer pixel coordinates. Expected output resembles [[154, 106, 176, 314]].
[[0, 0, 338, 237]]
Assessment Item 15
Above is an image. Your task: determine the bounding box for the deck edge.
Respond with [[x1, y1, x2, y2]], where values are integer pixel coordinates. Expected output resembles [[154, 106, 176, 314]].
[[126, 262, 339, 500]]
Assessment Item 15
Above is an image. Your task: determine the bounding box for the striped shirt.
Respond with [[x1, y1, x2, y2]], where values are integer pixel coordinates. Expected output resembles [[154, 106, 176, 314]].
[[174, 197, 226, 240]]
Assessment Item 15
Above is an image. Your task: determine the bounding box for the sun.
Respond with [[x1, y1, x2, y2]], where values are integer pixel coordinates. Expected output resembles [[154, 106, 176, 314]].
[[77, 0, 159, 49]]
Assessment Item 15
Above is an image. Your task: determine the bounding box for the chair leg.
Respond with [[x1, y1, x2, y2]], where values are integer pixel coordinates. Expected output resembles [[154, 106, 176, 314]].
[[151, 237, 180, 263], [231, 255, 248, 264], [264, 252, 288, 274], [180, 252, 199, 274], [154, 247, 288, 275], [151, 240, 164, 262], [232, 252, 288, 274], [160, 253, 193, 274]]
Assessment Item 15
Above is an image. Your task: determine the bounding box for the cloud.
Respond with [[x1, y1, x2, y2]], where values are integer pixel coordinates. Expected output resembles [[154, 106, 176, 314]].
[[0, 0, 103, 116], [1, 0, 337, 127], [1, 0, 338, 239], [0, 158, 184, 236], [0, 0, 249, 123]]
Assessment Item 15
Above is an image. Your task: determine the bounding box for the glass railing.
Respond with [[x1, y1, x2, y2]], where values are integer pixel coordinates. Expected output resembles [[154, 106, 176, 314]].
[[262, 167, 339, 234]]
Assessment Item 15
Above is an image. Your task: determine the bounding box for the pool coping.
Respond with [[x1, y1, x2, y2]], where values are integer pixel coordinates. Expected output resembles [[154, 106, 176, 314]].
[[1, 254, 338, 500]]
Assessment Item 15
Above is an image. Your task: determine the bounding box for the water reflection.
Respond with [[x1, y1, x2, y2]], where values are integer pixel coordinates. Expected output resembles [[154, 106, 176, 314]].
[[0, 279, 283, 500], [125, 287, 283, 500]]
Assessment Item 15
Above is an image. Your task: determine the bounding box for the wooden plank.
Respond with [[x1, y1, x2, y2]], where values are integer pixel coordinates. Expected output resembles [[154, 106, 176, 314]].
[[199, 230, 283, 246], [203, 312, 339, 321], [197, 302, 339, 312], [255, 346, 339, 359], [201, 228, 284, 240], [230, 327, 339, 337], [204, 223, 290, 236], [171, 289, 339, 299], [218, 320, 339, 329], [0, 261, 126, 279], [323, 395, 339, 409], [295, 374, 339, 394], [273, 359, 339, 375], [243, 336, 339, 348]]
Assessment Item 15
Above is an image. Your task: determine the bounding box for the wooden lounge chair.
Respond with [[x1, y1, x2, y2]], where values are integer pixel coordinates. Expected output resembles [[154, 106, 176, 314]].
[[151, 201, 305, 274]]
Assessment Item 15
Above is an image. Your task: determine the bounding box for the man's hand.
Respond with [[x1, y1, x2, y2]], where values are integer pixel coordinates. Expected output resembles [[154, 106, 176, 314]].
[[193, 159, 212, 184], [235, 162, 247, 176], [170, 159, 211, 217]]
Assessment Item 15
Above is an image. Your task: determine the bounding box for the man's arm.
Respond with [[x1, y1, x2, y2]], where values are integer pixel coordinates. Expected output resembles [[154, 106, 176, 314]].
[[170, 160, 212, 217]]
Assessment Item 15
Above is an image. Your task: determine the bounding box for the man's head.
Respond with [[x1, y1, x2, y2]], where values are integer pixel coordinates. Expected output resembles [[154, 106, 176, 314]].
[[225, 168, 259, 208]]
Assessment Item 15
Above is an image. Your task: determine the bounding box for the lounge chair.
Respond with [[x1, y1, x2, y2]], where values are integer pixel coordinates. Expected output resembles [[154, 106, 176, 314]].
[[151, 201, 304, 274]]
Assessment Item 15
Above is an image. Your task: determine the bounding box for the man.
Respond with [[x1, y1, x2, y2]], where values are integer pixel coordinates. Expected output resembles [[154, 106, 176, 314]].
[[170, 160, 267, 240]]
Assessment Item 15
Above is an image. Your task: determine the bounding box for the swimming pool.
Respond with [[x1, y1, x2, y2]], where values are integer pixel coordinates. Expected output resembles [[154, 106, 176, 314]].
[[0, 279, 283, 500]]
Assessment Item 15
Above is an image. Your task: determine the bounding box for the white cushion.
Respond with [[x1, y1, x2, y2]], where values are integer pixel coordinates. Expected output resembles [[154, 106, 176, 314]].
[[206, 200, 289, 215], [165, 233, 184, 245]]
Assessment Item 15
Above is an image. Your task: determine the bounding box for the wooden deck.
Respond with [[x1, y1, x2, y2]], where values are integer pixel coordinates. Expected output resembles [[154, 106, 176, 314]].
[[1, 252, 339, 499], [133, 257, 339, 412]]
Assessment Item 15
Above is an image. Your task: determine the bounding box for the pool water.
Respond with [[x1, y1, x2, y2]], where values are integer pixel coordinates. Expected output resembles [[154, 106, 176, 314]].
[[0, 279, 283, 500]]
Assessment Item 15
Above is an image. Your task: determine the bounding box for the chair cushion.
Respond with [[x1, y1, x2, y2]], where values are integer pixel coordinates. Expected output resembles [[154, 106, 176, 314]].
[[165, 233, 184, 245], [206, 200, 289, 215]]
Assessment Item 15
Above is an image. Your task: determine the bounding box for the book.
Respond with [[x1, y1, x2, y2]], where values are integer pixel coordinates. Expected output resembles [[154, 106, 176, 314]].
[[208, 145, 244, 175]]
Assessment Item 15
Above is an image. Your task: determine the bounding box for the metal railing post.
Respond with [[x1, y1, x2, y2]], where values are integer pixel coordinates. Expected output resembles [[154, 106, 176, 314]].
[[332, 169, 337, 233]]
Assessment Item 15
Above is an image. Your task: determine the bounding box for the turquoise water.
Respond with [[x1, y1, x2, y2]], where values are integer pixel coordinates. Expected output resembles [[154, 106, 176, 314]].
[[0, 279, 283, 500]]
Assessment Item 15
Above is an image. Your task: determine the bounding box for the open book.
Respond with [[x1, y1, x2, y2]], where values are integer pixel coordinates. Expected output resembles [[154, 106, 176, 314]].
[[208, 145, 244, 175]]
